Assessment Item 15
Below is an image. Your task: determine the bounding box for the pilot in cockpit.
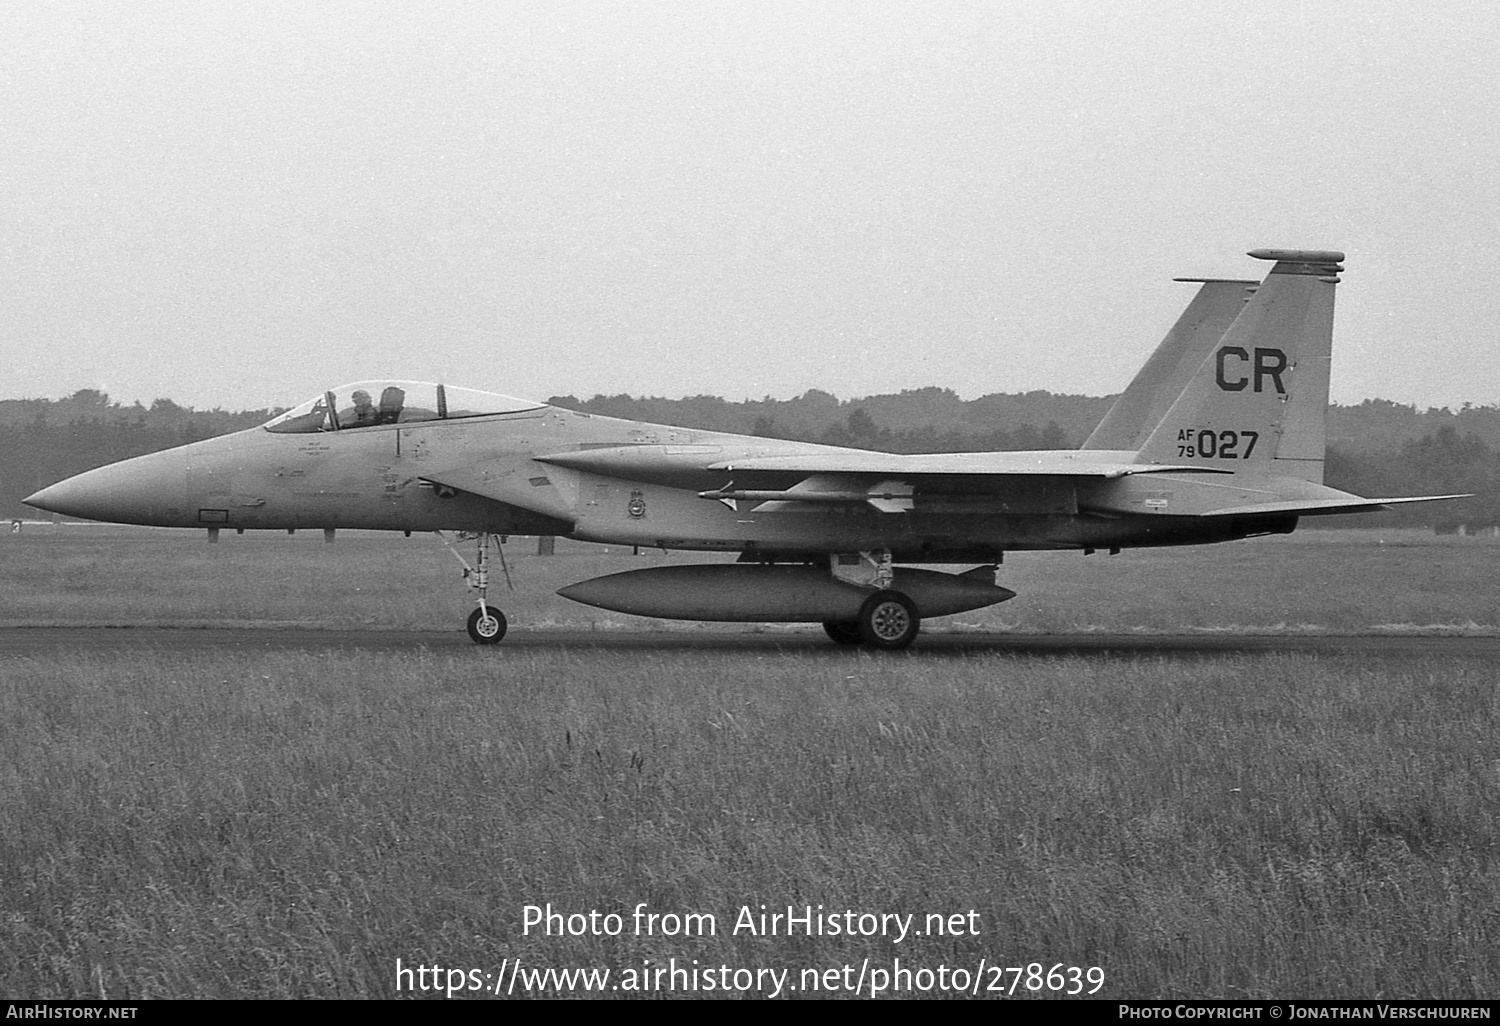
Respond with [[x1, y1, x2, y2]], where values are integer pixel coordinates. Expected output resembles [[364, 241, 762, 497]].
[[264, 381, 531, 434], [348, 389, 379, 427]]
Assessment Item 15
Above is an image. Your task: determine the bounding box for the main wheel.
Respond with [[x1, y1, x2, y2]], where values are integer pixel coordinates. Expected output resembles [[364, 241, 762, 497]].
[[857, 590, 920, 650], [823, 620, 863, 646], [466, 605, 508, 645]]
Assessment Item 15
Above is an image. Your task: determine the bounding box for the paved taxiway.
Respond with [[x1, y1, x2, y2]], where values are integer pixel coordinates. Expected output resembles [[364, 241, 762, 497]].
[[2, 627, 1496, 658]]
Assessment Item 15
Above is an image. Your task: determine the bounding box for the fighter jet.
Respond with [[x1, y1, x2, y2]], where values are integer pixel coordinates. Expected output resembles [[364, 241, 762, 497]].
[[24, 250, 1461, 648]]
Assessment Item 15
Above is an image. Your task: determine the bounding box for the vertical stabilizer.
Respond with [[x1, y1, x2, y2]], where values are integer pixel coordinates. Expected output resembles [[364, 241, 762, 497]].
[[1083, 278, 1258, 451], [1135, 249, 1343, 482]]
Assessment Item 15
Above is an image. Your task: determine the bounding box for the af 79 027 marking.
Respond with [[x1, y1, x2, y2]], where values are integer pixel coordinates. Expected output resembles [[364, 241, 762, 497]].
[[1175, 429, 1259, 460]]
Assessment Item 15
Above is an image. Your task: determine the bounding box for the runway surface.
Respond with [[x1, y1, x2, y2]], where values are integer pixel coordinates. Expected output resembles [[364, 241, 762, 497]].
[[2, 626, 1497, 658]]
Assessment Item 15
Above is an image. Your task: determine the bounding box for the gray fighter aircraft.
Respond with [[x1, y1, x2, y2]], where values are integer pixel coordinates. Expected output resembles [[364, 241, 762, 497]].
[[24, 249, 1461, 648]]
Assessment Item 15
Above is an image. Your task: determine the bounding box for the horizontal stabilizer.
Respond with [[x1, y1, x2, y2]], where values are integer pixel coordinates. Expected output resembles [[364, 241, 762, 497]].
[[1201, 494, 1470, 518]]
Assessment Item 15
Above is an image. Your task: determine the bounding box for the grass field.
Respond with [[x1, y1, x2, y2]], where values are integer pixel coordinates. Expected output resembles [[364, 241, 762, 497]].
[[1, 526, 1498, 999], [5, 523, 1500, 635]]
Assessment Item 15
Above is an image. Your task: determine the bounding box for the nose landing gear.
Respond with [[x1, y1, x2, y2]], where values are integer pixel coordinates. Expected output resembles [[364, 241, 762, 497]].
[[437, 531, 512, 645]]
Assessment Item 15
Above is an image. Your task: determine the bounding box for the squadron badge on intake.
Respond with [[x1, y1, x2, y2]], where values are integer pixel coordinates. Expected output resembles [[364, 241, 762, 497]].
[[627, 489, 647, 519]]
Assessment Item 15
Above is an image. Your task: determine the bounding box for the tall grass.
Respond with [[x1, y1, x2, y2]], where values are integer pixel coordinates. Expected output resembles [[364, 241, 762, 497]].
[[2, 648, 1495, 998]]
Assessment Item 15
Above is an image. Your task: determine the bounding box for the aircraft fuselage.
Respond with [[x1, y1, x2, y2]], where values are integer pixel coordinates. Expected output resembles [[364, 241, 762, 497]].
[[30, 405, 1302, 561]]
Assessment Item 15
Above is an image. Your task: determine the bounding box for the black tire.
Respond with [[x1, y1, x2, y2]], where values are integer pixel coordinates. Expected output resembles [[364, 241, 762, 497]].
[[823, 620, 863, 646], [857, 590, 920, 650], [466, 605, 508, 645]]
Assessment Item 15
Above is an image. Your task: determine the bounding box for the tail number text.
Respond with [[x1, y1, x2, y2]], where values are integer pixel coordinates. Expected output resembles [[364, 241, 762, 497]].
[[1176, 429, 1258, 460]]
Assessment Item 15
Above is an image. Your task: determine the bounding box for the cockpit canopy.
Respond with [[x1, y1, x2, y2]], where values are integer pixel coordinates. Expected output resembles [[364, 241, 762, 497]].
[[262, 381, 545, 433]]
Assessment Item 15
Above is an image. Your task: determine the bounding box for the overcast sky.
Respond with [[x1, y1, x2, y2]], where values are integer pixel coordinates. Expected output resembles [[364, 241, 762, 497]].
[[4, 1, 1497, 412]]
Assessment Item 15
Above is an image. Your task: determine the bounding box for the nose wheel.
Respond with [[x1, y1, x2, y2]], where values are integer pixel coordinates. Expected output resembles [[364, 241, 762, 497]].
[[467, 605, 508, 644]]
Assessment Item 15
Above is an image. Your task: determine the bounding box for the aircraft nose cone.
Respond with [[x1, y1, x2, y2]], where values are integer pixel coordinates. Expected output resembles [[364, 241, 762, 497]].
[[23, 448, 190, 525], [22, 482, 68, 513], [24, 475, 111, 517]]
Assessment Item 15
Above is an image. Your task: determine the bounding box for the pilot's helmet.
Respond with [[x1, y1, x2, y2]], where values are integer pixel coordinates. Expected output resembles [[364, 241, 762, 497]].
[[352, 389, 372, 404]]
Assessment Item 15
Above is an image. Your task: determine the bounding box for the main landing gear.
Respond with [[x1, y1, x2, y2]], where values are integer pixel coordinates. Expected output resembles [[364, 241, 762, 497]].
[[856, 590, 921, 650], [437, 531, 511, 645], [824, 550, 923, 650], [822, 591, 922, 650]]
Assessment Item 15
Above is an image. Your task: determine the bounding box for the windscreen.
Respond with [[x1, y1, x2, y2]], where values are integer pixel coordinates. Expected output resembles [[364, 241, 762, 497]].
[[263, 381, 544, 433]]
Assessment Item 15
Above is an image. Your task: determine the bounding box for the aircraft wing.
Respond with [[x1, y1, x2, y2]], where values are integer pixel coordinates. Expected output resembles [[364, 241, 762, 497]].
[[707, 451, 1226, 478], [694, 452, 1232, 513], [1200, 495, 1472, 517]]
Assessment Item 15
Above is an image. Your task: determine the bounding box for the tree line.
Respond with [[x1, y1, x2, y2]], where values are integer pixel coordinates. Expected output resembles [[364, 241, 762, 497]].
[[0, 392, 275, 513], [5, 388, 1497, 529]]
